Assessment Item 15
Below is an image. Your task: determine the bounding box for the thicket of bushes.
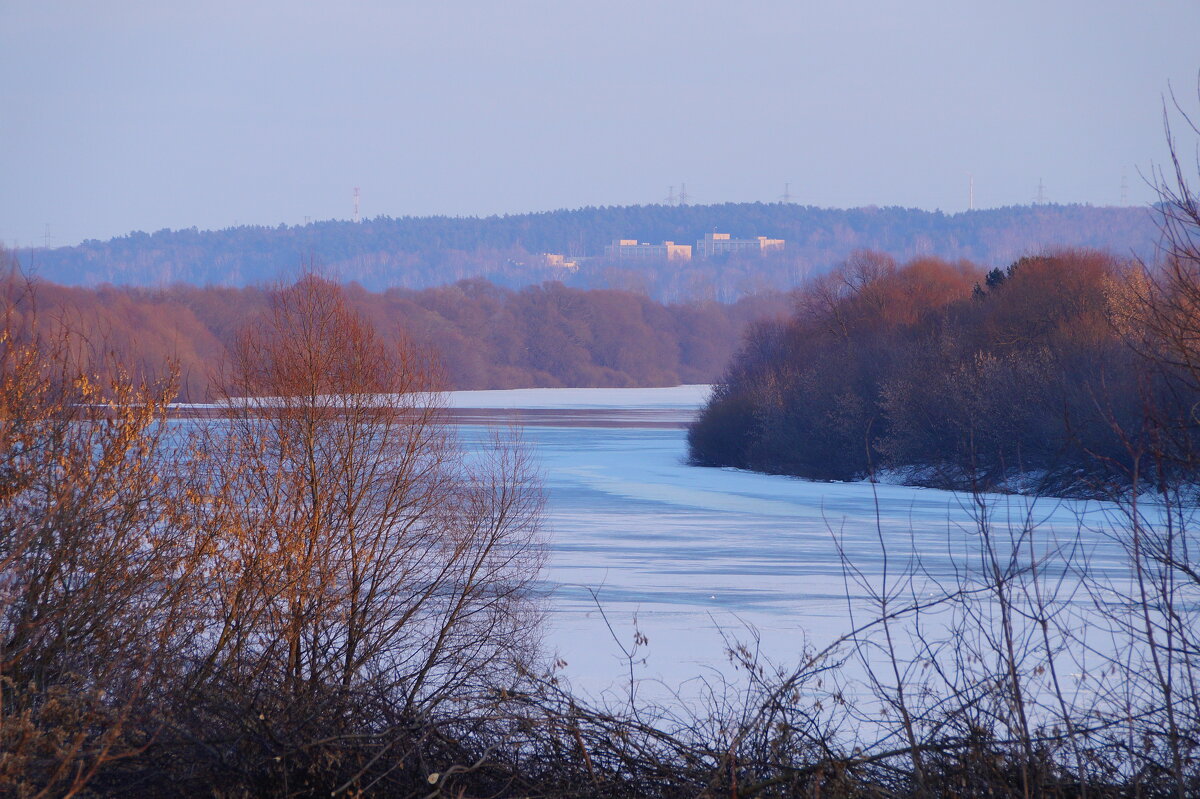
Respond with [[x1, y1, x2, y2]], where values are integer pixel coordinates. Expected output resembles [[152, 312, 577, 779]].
[[688, 248, 1165, 494], [1, 273, 550, 796]]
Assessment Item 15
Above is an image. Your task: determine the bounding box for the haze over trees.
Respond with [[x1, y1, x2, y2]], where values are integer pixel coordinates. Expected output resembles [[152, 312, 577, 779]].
[[20, 202, 1158, 301]]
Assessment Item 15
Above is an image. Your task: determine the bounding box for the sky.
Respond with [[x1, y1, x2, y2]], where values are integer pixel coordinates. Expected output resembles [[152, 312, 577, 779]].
[[2, 0, 1199, 248]]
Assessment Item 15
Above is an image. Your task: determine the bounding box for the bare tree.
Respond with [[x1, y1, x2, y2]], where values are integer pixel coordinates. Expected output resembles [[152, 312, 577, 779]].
[[0, 266, 197, 798], [172, 274, 544, 794]]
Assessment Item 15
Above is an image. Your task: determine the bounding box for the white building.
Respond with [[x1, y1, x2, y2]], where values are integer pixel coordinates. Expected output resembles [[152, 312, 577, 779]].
[[695, 232, 785, 257], [541, 253, 578, 270], [604, 239, 693, 261]]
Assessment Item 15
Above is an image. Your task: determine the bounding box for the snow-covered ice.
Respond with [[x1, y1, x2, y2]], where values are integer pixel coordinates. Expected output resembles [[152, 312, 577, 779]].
[[451, 386, 1130, 700], [446, 384, 712, 410]]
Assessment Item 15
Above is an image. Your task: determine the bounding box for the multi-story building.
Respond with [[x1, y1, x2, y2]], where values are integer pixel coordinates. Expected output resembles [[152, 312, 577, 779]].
[[604, 239, 693, 261], [695, 232, 785, 257]]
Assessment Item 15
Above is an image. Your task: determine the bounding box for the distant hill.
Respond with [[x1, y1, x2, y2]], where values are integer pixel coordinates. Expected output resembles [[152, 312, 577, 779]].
[[18, 203, 1162, 301]]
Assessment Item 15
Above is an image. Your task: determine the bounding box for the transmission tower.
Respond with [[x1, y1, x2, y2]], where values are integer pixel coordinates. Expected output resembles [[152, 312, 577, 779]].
[[678, 182, 689, 206], [1034, 178, 1047, 205], [666, 185, 676, 205], [780, 182, 792, 203], [353, 187, 361, 223]]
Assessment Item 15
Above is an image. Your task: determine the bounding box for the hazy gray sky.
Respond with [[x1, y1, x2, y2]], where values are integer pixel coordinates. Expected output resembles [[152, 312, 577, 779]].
[[3, 0, 1198, 247]]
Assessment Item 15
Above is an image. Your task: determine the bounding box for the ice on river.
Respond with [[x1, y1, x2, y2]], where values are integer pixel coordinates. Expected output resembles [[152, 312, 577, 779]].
[[450, 386, 1132, 701], [446, 384, 712, 410]]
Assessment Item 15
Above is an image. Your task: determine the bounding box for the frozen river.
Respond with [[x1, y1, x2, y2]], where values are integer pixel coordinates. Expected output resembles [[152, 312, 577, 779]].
[[452, 386, 1130, 698]]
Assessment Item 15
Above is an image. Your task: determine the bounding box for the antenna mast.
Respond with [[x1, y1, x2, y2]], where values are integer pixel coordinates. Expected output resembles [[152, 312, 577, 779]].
[[781, 182, 792, 203], [1035, 178, 1046, 205], [1121, 171, 1129, 205], [968, 173, 975, 211], [353, 187, 361, 223]]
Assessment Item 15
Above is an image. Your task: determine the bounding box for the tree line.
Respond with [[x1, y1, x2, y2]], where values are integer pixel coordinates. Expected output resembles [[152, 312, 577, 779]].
[[21, 202, 1158, 301], [4, 276, 791, 401], [687, 246, 1181, 494]]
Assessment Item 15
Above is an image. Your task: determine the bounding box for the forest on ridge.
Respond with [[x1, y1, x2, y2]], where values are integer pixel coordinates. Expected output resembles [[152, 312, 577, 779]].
[[19, 202, 1158, 302]]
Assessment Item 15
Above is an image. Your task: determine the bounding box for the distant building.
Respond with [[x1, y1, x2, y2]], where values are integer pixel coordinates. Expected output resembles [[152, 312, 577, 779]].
[[695, 232, 785, 257], [604, 239, 693, 261], [541, 253, 578, 270]]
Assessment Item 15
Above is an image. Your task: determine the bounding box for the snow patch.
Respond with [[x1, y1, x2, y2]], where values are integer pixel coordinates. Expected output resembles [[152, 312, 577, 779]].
[[445, 385, 712, 410]]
